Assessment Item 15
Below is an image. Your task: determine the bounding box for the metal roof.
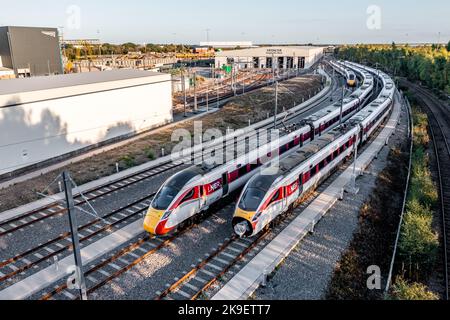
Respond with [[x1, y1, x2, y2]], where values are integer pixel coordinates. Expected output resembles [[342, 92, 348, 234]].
[[0, 69, 166, 96]]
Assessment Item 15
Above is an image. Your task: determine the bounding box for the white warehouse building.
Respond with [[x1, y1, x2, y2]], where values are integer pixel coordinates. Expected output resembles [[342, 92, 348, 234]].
[[0, 70, 172, 176], [215, 46, 325, 70]]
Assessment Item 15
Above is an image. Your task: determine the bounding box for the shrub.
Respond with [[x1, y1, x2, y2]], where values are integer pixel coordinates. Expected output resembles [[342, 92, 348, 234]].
[[390, 277, 439, 300], [145, 148, 156, 160], [398, 212, 439, 277], [121, 155, 136, 168]]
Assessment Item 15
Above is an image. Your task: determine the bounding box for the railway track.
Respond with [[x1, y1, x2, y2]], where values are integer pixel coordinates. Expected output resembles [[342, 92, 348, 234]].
[[1, 66, 374, 299], [0, 194, 155, 287], [153, 108, 393, 301], [0, 72, 336, 240], [82, 112, 393, 301], [2, 64, 382, 299], [409, 84, 450, 300], [0, 161, 184, 238], [34, 90, 390, 301], [155, 234, 268, 300]]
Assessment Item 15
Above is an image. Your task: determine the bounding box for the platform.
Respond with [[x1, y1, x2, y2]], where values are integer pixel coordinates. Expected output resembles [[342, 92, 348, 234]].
[[212, 92, 402, 300]]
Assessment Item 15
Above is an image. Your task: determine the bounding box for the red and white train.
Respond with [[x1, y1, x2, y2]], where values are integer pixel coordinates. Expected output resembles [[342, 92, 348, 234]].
[[143, 62, 374, 236], [232, 63, 396, 237]]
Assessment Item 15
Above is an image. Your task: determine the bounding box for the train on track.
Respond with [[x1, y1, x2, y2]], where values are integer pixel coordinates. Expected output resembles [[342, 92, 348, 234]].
[[232, 62, 396, 237], [330, 60, 357, 87], [143, 61, 375, 236]]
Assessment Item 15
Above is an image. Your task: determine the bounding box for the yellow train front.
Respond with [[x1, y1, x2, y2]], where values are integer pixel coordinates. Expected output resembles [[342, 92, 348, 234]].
[[144, 168, 203, 236], [347, 71, 357, 87], [232, 174, 285, 238]]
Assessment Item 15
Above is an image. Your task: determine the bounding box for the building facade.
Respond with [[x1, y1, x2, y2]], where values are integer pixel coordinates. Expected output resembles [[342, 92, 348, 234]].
[[214, 46, 324, 70], [0, 26, 63, 77]]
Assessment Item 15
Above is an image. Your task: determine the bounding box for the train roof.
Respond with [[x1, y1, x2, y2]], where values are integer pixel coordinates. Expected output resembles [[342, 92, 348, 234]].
[[164, 166, 205, 189], [246, 174, 280, 194]]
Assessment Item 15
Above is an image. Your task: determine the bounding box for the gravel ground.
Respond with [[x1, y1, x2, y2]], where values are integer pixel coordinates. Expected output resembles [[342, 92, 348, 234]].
[[253, 96, 409, 300]]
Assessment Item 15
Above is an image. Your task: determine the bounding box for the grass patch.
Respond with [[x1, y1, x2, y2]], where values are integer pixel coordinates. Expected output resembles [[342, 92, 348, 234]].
[[390, 277, 439, 300]]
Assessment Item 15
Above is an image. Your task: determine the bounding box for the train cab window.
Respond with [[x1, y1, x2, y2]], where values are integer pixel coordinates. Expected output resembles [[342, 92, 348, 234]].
[[238, 188, 265, 211]]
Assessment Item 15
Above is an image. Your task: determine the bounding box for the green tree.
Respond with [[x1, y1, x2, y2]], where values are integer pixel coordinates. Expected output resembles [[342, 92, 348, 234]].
[[447, 40, 450, 51]]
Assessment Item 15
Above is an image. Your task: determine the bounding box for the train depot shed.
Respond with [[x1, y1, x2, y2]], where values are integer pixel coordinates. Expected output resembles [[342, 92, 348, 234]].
[[214, 46, 325, 70], [0, 69, 173, 176]]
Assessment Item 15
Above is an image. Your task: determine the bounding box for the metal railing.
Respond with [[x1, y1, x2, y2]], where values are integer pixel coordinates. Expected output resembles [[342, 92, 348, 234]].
[[384, 93, 414, 295]]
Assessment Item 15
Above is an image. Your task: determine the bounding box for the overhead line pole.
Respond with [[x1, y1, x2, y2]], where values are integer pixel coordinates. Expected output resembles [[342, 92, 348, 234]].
[[274, 81, 279, 130], [62, 171, 88, 301]]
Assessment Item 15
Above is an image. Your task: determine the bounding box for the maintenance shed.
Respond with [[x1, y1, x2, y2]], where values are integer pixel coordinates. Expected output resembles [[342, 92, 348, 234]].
[[214, 46, 324, 70]]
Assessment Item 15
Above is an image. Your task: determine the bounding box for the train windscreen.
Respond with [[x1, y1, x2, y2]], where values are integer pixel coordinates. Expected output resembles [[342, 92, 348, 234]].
[[238, 188, 266, 211]]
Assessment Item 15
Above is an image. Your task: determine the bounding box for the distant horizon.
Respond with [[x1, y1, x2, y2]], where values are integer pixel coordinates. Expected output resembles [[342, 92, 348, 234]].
[[0, 0, 448, 44]]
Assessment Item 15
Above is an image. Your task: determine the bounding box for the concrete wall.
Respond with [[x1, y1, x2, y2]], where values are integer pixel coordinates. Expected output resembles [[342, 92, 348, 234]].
[[0, 80, 173, 175]]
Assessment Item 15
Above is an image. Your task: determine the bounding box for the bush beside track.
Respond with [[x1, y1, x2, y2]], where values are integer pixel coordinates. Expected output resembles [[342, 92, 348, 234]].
[[389, 102, 440, 300], [325, 145, 409, 300]]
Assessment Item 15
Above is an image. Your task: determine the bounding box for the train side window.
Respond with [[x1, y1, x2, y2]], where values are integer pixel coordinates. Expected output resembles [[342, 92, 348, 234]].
[[238, 166, 248, 177], [181, 188, 195, 204], [303, 172, 310, 184], [319, 160, 326, 170], [310, 166, 317, 177], [327, 154, 333, 163], [269, 189, 281, 205]]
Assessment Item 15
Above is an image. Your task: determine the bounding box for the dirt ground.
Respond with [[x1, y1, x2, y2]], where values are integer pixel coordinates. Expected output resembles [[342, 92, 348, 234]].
[[0, 75, 322, 213]]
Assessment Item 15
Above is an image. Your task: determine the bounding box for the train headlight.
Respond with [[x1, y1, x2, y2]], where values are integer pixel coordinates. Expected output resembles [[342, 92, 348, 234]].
[[234, 222, 249, 238]]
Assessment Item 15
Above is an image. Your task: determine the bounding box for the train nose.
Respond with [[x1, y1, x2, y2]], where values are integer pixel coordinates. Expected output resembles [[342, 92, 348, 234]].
[[143, 208, 165, 235], [233, 208, 256, 237]]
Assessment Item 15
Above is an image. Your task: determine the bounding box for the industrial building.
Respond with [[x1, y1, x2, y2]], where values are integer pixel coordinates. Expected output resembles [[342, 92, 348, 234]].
[[200, 41, 255, 49], [0, 26, 63, 77], [0, 70, 172, 176], [214, 46, 325, 70]]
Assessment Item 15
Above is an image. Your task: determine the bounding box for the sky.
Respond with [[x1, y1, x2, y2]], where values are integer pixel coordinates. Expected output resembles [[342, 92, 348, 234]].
[[0, 0, 449, 45]]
